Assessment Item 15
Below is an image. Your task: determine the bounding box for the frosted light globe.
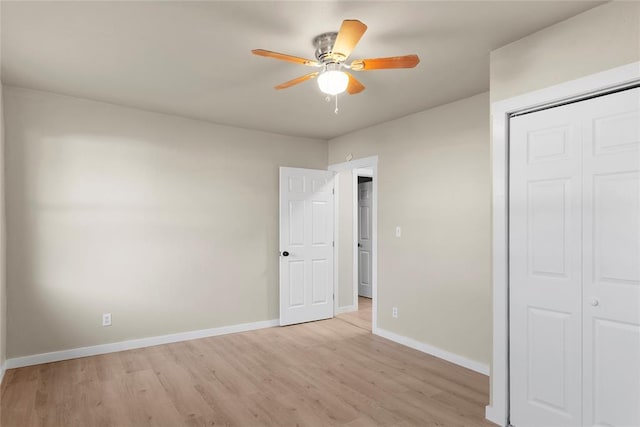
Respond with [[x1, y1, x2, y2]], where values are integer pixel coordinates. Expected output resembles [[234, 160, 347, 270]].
[[317, 70, 349, 95]]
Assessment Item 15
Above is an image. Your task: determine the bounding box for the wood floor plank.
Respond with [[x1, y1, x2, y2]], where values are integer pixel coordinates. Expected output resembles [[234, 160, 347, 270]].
[[1, 303, 495, 427], [337, 297, 373, 331]]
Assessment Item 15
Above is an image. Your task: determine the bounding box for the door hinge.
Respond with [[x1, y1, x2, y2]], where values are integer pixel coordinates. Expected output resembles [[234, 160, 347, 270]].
[[332, 188, 335, 195], [332, 241, 335, 247]]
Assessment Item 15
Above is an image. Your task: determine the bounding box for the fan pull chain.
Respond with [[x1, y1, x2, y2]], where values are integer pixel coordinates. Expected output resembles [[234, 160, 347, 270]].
[[335, 94, 339, 114]]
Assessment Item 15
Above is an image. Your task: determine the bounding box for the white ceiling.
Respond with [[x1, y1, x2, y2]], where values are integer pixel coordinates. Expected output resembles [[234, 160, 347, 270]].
[[1, 1, 602, 140]]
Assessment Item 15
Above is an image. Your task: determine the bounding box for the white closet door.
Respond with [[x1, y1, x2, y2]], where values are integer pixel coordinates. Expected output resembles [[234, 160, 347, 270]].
[[510, 103, 584, 427], [582, 88, 640, 427], [510, 87, 640, 427]]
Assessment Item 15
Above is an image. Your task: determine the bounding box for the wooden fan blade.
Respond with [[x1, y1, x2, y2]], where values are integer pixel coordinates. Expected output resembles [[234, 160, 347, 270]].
[[252, 49, 320, 67], [350, 54, 420, 71], [331, 20, 367, 61], [275, 72, 319, 90], [345, 72, 365, 95]]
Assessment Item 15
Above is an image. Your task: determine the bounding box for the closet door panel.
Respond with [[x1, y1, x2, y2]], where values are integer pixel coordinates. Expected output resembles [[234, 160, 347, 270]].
[[509, 104, 583, 427], [582, 88, 640, 427]]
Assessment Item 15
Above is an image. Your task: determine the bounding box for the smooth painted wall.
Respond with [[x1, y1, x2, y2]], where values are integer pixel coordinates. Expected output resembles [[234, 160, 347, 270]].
[[0, 83, 6, 375], [336, 169, 354, 309], [4, 86, 327, 359], [491, 1, 640, 102], [329, 92, 492, 366]]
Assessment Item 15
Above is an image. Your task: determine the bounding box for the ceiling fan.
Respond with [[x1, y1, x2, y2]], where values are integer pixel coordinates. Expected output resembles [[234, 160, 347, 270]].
[[252, 19, 420, 97]]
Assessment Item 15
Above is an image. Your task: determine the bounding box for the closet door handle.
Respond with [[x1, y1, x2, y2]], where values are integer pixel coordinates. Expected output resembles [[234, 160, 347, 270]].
[[590, 298, 599, 307]]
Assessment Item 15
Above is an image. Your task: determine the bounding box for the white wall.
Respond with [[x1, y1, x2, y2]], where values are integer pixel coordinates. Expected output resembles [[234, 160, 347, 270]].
[[491, 1, 640, 102], [329, 92, 492, 366], [0, 3, 6, 379], [4, 86, 327, 359], [336, 169, 354, 309], [0, 83, 6, 379]]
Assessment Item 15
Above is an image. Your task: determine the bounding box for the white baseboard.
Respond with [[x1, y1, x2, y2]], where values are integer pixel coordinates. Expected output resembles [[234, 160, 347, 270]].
[[335, 305, 357, 314], [5, 318, 279, 370], [485, 405, 506, 426], [374, 327, 490, 376]]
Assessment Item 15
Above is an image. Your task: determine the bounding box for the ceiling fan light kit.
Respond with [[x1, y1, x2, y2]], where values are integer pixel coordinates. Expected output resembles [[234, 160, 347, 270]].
[[313, 32, 349, 96], [252, 19, 420, 110], [317, 69, 349, 96]]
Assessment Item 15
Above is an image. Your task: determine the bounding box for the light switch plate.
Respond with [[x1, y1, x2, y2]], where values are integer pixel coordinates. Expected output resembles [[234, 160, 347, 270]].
[[395, 226, 402, 237], [102, 313, 112, 327]]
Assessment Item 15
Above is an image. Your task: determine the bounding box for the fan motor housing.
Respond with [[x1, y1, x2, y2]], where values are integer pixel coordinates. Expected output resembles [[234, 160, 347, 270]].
[[313, 32, 338, 63]]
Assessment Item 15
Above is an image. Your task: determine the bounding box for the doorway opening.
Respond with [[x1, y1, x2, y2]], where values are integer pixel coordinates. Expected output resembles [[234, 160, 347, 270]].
[[338, 295, 372, 331], [337, 170, 374, 331], [329, 158, 378, 333], [357, 175, 373, 301]]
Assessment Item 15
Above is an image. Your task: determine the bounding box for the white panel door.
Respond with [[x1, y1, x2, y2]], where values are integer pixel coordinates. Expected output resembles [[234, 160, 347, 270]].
[[358, 180, 373, 298], [279, 167, 334, 326], [510, 104, 583, 427], [582, 88, 640, 427]]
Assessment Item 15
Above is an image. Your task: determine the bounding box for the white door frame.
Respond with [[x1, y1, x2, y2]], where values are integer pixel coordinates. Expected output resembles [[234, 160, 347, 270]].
[[487, 61, 640, 427], [329, 156, 379, 332]]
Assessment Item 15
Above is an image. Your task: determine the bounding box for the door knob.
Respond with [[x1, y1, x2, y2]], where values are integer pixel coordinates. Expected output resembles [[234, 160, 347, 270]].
[[590, 298, 599, 307], [281, 251, 289, 257]]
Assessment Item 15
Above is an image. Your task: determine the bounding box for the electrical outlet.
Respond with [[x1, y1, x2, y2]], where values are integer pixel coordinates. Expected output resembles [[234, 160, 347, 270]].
[[392, 307, 398, 318], [102, 313, 112, 327], [395, 226, 402, 237]]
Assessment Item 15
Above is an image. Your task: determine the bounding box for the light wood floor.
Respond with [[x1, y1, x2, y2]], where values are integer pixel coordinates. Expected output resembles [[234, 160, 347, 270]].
[[1, 302, 494, 427], [336, 296, 372, 332]]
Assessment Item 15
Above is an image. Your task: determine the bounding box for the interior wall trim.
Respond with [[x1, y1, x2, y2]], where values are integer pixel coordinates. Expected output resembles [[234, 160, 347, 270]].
[[335, 304, 357, 314], [375, 327, 490, 376], [5, 318, 279, 370], [329, 155, 379, 332]]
